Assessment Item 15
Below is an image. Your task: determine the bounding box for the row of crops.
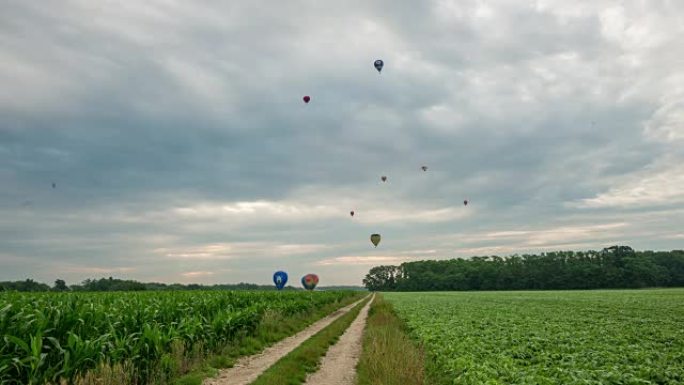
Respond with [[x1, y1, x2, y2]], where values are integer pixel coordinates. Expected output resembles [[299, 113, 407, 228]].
[[0, 290, 360, 384], [384, 289, 684, 384]]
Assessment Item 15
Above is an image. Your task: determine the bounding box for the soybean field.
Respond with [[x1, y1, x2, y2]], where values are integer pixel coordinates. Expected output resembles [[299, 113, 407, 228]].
[[384, 289, 684, 385], [0, 290, 360, 385]]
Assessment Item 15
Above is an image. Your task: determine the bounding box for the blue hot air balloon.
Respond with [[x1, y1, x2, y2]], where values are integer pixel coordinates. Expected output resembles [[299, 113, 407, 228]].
[[273, 271, 288, 290]]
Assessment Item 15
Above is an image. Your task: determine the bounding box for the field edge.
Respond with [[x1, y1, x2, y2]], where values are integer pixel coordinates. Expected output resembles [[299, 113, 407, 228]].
[[249, 294, 372, 385], [355, 293, 426, 385], [173, 292, 366, 385]]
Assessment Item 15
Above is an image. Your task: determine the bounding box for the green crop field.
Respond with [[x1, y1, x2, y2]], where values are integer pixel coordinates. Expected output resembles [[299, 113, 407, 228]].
[[0, 290, 359, 385], [384, 289, 684, 385]]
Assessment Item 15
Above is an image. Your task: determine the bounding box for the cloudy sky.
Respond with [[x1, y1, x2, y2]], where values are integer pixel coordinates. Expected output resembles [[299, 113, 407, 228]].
[[1, 0, 683, 286]]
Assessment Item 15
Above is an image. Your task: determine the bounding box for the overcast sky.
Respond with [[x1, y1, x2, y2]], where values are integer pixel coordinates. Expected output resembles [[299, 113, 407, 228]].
[[1, 0, 683, 286]]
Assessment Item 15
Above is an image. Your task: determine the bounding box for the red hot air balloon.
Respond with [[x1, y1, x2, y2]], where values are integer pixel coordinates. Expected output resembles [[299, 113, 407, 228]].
[[303, 96, 310, 104], [301, 274, 319, 290], [381, 176, 387, 182]]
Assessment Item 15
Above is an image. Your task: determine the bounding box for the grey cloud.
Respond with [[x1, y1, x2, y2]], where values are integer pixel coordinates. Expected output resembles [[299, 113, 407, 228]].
[[1, 0, 682, 285]]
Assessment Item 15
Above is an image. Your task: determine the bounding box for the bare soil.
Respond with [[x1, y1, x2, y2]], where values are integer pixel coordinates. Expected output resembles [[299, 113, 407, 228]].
[[303, 294, 374, 385], [203, 295, 369, 385]]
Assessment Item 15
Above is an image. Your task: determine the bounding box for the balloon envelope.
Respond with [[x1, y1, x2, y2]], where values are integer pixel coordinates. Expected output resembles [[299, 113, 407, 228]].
[[370, 233, 381, 247], [464, 200, 468, 206], [381, 176, 387, 182], [273, 271, 288, 290], [303, 96, 310, 103], [374, 59, 384, 73], [350, 211, 354, 217], [301, 274, 319, 290]]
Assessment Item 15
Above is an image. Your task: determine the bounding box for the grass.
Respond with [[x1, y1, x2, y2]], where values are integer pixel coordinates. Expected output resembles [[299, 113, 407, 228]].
[[355, 294, 425, 385], [173, 293, 365, 385], [249, 295, 371, 385]]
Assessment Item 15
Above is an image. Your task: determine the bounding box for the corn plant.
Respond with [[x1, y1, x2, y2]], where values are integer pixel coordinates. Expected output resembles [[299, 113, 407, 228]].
[[0, 290, 356, 384]]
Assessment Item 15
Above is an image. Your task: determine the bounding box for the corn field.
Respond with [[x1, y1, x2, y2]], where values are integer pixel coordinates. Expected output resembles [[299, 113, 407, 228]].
[[0, 290, 358, 384]]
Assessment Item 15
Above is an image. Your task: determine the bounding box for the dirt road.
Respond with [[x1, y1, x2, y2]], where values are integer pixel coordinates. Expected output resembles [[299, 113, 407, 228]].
[[303, 294, 374, 385], [204, 295, 369, 385]]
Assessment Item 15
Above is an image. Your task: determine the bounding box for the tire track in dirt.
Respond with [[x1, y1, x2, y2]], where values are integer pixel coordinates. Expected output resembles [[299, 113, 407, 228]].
[[303, 294, 374, 385], [203, 295, 369, 385]]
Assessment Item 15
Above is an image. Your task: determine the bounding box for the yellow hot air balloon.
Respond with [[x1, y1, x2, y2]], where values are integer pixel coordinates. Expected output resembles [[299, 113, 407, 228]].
[[370, 233, 381, 247]]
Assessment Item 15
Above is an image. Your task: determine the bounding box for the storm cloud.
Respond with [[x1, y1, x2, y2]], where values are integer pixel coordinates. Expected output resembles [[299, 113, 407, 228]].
[[1, 0, 683, 285]]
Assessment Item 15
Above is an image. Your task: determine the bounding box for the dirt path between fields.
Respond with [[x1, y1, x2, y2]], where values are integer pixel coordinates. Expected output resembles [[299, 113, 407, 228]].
[[303, 294, 374, 385], [204, 295, 369, 385]]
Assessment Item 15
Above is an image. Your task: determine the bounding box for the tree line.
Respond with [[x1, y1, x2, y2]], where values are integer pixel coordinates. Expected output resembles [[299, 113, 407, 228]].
[[363, 246, 684, 291], [0, 277, 286, 292], [0, 277, 366, 292]]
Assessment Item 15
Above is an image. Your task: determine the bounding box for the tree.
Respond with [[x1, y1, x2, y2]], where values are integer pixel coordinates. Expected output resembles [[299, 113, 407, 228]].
[[363, 246, 684, 291], [363, 265, 402, 291], [0, 279, 50, 292], [53, 279, 69, 291]]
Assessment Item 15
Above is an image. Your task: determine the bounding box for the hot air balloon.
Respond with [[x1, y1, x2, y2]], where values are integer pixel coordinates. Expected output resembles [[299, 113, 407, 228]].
[[303, 96, 310, 104], [464, 199, 468, 206], [370, 233, 381, 247], [301, 274, 319, 290], [374, 59, 384, 73], [350, 210, 355, 217], [51, 182, 56, 189], [381, 176, 387, 182], [273, 271, 288, 290], [421, 166, 428, 171]]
